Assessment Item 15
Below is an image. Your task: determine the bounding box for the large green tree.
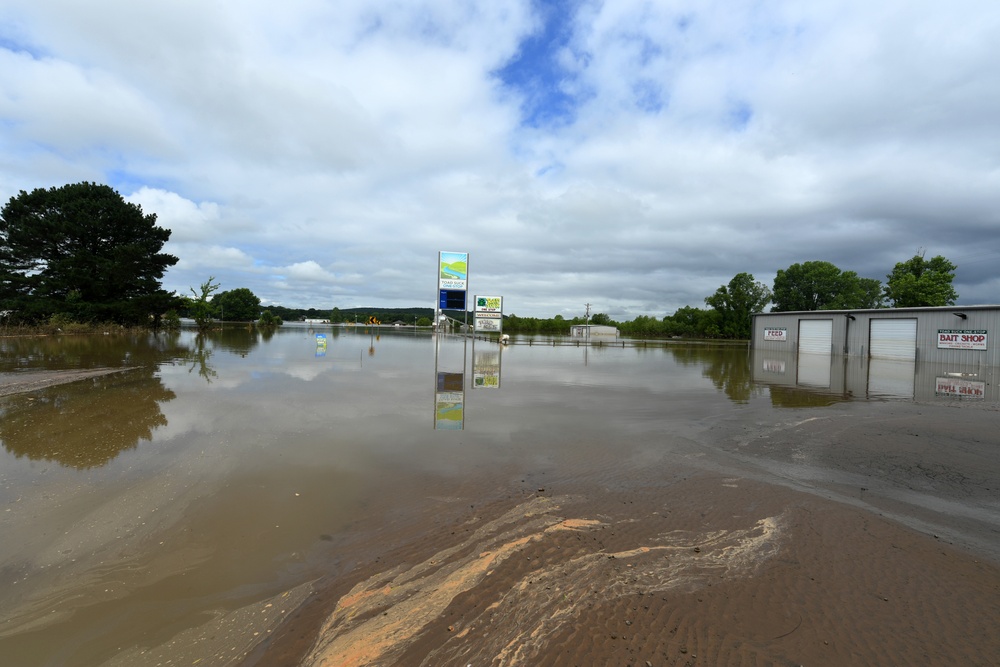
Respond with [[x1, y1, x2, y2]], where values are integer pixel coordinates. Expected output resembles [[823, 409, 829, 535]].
[[0, 182, 178, 324], [884, 253, 958, 307], [214, 287, 261, 321], [772, 260, 884, 311], [705, 272, 772, 339]]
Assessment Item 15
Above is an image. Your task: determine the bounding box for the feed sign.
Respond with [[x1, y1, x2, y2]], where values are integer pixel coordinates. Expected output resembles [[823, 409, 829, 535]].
[[763, 327, 787, 342]]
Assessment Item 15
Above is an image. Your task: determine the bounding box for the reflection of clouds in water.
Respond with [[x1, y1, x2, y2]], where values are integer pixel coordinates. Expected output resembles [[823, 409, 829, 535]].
[[281, 363, 330, 382]]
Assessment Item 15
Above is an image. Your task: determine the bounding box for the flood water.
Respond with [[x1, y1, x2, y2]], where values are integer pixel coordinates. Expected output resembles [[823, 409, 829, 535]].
[[1, 325, 997, 666]]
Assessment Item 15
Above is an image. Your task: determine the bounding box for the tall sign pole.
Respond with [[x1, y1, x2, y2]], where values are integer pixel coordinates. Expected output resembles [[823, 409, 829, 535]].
[[437, 251, 469, 332]]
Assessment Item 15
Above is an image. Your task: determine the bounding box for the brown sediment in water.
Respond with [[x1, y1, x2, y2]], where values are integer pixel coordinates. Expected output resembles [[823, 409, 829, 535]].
[[247, 475, 1000, 666]]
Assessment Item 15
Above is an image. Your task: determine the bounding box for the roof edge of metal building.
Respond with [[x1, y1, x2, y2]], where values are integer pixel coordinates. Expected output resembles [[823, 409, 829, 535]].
[[754, 304, 1000, 316]]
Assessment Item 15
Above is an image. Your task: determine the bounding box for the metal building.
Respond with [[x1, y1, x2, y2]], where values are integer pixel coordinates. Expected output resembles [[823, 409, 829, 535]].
[[570, 324, 619, 338], [751, 305, 999, 401], [752, 305, 1000, 366]]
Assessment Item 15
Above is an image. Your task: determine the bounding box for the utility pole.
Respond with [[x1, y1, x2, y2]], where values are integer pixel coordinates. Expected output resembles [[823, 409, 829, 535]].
[[585, 303, 591, 342]]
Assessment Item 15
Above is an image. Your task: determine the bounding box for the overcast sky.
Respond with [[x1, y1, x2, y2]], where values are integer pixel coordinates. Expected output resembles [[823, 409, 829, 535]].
[[2, 1, 998, 319]]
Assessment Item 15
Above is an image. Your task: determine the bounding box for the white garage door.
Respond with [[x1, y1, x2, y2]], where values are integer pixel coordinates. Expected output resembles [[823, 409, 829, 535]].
[[870, 319, 917, 360], [798, 319, 833, 355]]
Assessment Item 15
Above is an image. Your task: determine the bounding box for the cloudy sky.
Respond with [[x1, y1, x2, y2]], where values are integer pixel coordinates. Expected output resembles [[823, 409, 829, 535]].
[[2, 0, 998, 319]]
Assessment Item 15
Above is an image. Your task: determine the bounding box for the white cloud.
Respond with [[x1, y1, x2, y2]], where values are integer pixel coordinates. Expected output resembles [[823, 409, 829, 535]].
[[1, 0, 998, 317]]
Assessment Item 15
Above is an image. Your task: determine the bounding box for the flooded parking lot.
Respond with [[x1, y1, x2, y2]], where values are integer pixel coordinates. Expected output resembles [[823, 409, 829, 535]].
[[1, 325, 998, 666]]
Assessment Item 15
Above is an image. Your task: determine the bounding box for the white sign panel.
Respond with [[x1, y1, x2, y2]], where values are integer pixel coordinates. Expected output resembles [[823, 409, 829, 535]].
[[763, 327, 787, 342], [474, 295, 502, 313], [474, 312, 502, 332], [937, 330, 987, 350]]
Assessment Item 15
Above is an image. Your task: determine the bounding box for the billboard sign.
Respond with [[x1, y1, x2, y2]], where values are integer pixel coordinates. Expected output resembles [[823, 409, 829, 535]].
[[474, 313, 502, 332], [439, 251, 468, 291], [474, 295, 503, 332], [475, 296, 502, 313]]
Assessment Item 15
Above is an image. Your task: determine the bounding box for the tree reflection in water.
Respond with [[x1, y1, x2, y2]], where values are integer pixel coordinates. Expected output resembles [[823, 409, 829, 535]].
[[667, 345, 761, 404], [0, 370, 175, 469], [186, 333, 219, 382]]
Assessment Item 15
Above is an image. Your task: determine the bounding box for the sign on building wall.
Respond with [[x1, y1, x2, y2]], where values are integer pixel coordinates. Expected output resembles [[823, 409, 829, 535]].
[[763, 327, 787, 342], [937, 330, 988, 350]]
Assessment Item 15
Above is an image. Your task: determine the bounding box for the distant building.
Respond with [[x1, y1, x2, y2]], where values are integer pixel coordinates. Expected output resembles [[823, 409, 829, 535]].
[[570, 324, 619, 338]]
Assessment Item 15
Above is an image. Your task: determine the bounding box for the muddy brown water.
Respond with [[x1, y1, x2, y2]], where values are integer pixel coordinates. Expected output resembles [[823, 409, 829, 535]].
[[0, 326, 997, 666]]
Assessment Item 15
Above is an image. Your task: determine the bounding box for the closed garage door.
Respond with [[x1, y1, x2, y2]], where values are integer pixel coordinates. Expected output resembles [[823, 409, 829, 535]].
[[870, 319, 917, 360], [798, 319, 832, 354]]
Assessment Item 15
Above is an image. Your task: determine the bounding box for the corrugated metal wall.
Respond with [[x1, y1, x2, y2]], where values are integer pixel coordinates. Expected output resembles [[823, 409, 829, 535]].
[[752, 306, 1000, 367]]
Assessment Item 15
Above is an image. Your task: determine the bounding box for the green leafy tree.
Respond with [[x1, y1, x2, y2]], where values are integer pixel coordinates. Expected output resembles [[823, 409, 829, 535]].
[[0, 182, 179, 324], [662, 306, 718, 338], [884, 253, 958, 307], [772, 261, 883, 311], [705, 272, 772, 339], [214, 287, 261, 321], [850, 277, 885, 310], [258, 309, 282, 327], [590, 312, 614, 325], [189, 277, 220, 331]]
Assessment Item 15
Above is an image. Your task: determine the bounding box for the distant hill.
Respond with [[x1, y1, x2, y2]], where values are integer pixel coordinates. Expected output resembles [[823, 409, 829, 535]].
[[267, 305, 437, 323]]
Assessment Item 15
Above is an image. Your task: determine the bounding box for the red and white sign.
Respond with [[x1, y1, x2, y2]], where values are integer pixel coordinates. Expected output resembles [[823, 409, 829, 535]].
[[937, 330, 987, 350], [763, 327, 787, 342]]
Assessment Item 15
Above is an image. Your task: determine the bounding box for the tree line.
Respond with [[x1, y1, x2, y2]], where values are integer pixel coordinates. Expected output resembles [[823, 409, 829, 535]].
[[0, 182, 960, 340]]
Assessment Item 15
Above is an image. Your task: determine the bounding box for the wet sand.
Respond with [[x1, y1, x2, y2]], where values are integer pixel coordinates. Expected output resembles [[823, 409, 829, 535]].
[[241, 401, 1000, 667]]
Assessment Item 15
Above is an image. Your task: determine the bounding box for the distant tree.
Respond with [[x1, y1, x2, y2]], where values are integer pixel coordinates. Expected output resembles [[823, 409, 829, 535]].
[[189, 277, 220, 331], [258, 309, 282, 327], [705, 272, 772, 339], [621, 314, 666, 337], [329, 307, 343, 323], [851, 277, 886, 310], [416, 316, 432, 327], [772, 261, 884, 311], [0, 182, 179, 324], [662, 306, 718, 338], [590, 312, 614, 325], [884, 253, 958, 307], [214, 287, 261, 321]]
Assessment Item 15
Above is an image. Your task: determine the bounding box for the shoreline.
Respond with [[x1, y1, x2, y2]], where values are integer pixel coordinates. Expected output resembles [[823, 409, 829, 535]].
[[245, 473, 1000, 666]]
